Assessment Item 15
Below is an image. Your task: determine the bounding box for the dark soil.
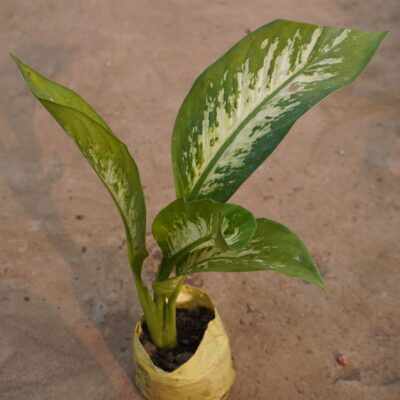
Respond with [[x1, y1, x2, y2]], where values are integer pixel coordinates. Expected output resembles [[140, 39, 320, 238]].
[[140, 307, 215, 372]]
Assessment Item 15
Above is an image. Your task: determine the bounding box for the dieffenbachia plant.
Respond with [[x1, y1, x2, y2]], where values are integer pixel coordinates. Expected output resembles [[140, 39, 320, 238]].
[[13, 20, 386, 349]]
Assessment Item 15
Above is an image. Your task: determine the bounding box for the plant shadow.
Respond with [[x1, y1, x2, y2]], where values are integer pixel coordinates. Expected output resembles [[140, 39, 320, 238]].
[[0, 285, 117, 399]]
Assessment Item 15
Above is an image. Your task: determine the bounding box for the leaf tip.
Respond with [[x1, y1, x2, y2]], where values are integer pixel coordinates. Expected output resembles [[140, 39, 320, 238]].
[[372, 29, 389, 45], [307, 267, 326, 292], [10, 54, 35, 84], [10, 53, 26, 70], [303, 262, 325, 293], [316, 278, 326, 293], [379, 30, 389, 42], [9, 53, 19, 62], [310, 264, 326, 292]]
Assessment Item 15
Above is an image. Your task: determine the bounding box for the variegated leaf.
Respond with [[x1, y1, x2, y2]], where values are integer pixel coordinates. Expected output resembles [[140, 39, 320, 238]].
[[172, 19, 387, 202], [13, 56, 148, 273], [175, 218, 324, 289], [152, 198, 256, 280]]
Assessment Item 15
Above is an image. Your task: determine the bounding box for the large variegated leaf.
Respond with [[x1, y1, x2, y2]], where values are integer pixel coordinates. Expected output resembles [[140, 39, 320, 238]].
[[13, 56, 148, 273], [175, 218, 324, 289], [172, 19, 387, 202], [152, 198, 256, 280]]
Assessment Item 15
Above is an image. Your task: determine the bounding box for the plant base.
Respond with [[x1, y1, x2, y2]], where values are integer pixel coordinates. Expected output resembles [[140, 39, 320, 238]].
[[133, 285, 235, 400]]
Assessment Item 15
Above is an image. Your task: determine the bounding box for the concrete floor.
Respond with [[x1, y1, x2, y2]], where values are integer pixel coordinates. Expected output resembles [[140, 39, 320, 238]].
[[0, 1, 399, 399]]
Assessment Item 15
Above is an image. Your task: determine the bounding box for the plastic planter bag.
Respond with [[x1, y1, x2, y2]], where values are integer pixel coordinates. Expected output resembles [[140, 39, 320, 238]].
[[133, 285, 235, 400]]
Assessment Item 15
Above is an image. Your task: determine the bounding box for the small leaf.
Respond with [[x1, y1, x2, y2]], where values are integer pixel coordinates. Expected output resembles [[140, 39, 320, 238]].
[[13, 56, 148, 274], [153, 276, 186, 297], [172, 20, 387, 202], [152, 198, 256, 279], [176, 218, 324, 289]]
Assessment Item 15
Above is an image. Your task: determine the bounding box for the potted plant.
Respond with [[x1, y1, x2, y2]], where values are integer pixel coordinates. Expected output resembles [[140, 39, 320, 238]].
[[13, 19, 386, 400]]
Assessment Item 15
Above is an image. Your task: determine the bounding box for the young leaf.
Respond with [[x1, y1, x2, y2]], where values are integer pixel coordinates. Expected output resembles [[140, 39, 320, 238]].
[[13, 56, 148, 274], [172, 19, 387, 202], [152, 198, 256, 280], [152, 276, 186, 298], [175, 218, 324, 289]]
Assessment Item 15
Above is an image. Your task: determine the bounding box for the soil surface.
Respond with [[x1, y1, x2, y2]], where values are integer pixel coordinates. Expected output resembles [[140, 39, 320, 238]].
[[0, 1, 399, 399], [140, 307, 215, 372]]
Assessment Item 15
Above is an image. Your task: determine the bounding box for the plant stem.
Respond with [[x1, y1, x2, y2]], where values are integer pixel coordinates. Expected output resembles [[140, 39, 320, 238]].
[[159, 276, 186, 349], [133, 274, 162, 345], [131, 253, 184, 349]]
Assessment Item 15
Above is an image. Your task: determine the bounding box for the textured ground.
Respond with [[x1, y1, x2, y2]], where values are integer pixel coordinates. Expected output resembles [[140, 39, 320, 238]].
[[0, 1, 399, 399]]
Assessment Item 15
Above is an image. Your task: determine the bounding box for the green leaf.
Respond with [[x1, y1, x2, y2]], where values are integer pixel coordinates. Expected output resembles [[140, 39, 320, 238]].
[[152, 198, 256, 280], [152, 276, 186, 297], [12, 55, 148, 274], [172, 19, 387, 202], [219, 203, 257, 250], [175, 218, 324, 289]]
